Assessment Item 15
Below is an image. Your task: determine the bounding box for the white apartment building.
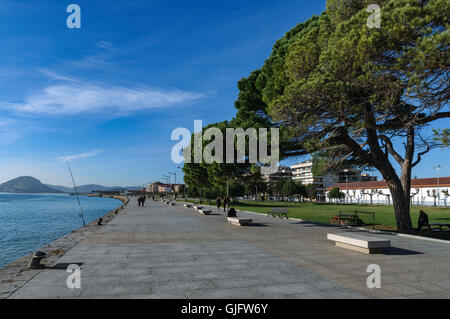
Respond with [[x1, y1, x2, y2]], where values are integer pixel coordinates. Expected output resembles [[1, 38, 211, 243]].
[[290, 159, 377, 200], [290, 160, 328, 198], [326, 177, 450, 207]]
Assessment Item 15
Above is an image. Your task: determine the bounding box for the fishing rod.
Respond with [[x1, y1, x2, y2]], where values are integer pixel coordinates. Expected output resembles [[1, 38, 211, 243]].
[[62, 153, 86, 227]]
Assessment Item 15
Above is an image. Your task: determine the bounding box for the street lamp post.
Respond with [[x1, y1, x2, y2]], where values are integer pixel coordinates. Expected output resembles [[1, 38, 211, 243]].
[[177, 166, 185, 197], [162, 175, 170, 196], [435, 165, 442, 206], [345, 174, 348, 204], [168, 171, 177, 197], [169, 171, 176, 185]]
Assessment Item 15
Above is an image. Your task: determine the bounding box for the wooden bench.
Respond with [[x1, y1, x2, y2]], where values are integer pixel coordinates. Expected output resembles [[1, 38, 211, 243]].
[[427, 223, 450, 231], [170, 202, 176, 206], [327, 233, 390, 254], [184, 204, 193, 208], [267, 208, 289, 219], [331, 211, 375, 229], [331, 215, 356, 225], [227, 217, 252, 226], [193, 206, 204, 211]]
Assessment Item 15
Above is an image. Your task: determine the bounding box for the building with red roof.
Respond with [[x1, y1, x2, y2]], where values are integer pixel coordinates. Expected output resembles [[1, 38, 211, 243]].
[[326, 177, 450, 207]]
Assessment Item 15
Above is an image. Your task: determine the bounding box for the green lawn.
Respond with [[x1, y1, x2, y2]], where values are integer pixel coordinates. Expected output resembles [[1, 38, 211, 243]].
[[182, 198, 450, 240], [235, 200, 449, 228]]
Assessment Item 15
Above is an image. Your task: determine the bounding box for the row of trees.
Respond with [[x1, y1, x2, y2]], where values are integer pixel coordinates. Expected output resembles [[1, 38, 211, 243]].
[[183, 0, 449, 233], [184, 173, 318, 201], [271, 178, 318, 201]]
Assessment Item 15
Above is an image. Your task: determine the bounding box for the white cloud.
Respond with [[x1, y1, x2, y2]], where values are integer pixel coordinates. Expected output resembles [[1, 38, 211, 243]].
[[37, 68, 80, 83], [0, 117, 22, 144], [57, 150, 103, 162], [96, 41, 112, 49], [70, 54, 115, 70], [1, 83, 204, 115]]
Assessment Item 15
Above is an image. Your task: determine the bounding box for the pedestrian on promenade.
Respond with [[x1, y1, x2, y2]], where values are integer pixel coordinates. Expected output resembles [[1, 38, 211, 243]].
[[141, 195, 146, 207], [137, 196, 142, 207], [216, 197, 221, 211], [223, 197, 230, 212]]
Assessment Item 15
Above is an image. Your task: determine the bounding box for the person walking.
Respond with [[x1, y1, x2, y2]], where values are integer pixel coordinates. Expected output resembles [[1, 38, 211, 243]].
[[137, 196, 142, 207], [141, 195, 146, 207], [216, 197, 221, 211], [223, 197, 230, 212]]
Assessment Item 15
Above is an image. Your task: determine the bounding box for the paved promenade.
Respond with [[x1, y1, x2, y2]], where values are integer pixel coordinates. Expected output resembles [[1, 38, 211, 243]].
[[5, 198, 450, 298]]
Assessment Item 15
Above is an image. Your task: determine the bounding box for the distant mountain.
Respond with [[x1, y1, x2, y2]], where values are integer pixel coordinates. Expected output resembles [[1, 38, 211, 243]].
[[46, 184, 142, 193], [0, 176, 62, 194]]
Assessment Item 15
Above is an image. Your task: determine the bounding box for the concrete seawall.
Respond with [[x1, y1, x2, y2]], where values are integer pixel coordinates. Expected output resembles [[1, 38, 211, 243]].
[[0, 195, 129, 298]]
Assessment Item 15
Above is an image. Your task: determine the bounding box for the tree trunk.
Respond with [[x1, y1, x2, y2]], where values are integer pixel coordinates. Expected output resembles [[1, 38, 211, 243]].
[[377, 162, 414, 234], [387, 181, 413, 233], [377, 128, 414, 234]]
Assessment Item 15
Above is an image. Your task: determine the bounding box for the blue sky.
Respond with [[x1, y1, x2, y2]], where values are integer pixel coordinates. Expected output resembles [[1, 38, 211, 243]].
[[0, 0, 448, 187]]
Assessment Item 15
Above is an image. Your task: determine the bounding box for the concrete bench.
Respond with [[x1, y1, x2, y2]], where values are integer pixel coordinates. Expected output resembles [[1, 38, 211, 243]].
[[184, 204, 193, 208], [327, 233, 390, 254], [199, 209, 212, 215], [227, 217, 252, 226]]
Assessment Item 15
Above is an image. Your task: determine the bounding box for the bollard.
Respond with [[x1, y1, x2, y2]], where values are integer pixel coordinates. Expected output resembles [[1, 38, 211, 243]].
[[27, 251, 47, 269]]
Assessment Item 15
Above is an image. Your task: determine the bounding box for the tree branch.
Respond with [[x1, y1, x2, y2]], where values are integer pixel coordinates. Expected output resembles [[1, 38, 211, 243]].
[[379, 135, 404, 164], [377, 112, 450, 130], [412, 134, 432, 168], [338, 129, 378, 167]]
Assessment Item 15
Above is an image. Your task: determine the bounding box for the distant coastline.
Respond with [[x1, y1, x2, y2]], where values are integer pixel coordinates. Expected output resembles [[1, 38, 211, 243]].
[[0, 176, 141, 195]]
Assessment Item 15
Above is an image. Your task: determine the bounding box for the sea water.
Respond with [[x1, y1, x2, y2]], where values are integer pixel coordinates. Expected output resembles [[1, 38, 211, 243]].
[[0, 193, 121, 268]]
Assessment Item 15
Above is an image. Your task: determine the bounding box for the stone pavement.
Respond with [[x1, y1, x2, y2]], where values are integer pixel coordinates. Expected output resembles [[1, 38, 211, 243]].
[[6, 198, 450, 298]]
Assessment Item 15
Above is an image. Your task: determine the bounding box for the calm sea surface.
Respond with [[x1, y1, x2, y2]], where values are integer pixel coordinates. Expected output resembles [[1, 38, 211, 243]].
[[0, 193, 121, 268]]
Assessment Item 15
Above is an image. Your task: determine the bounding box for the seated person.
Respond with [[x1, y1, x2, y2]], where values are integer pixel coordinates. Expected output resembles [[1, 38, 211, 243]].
[[417, 210, 429, 231], [227, 208, 237, 218]]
